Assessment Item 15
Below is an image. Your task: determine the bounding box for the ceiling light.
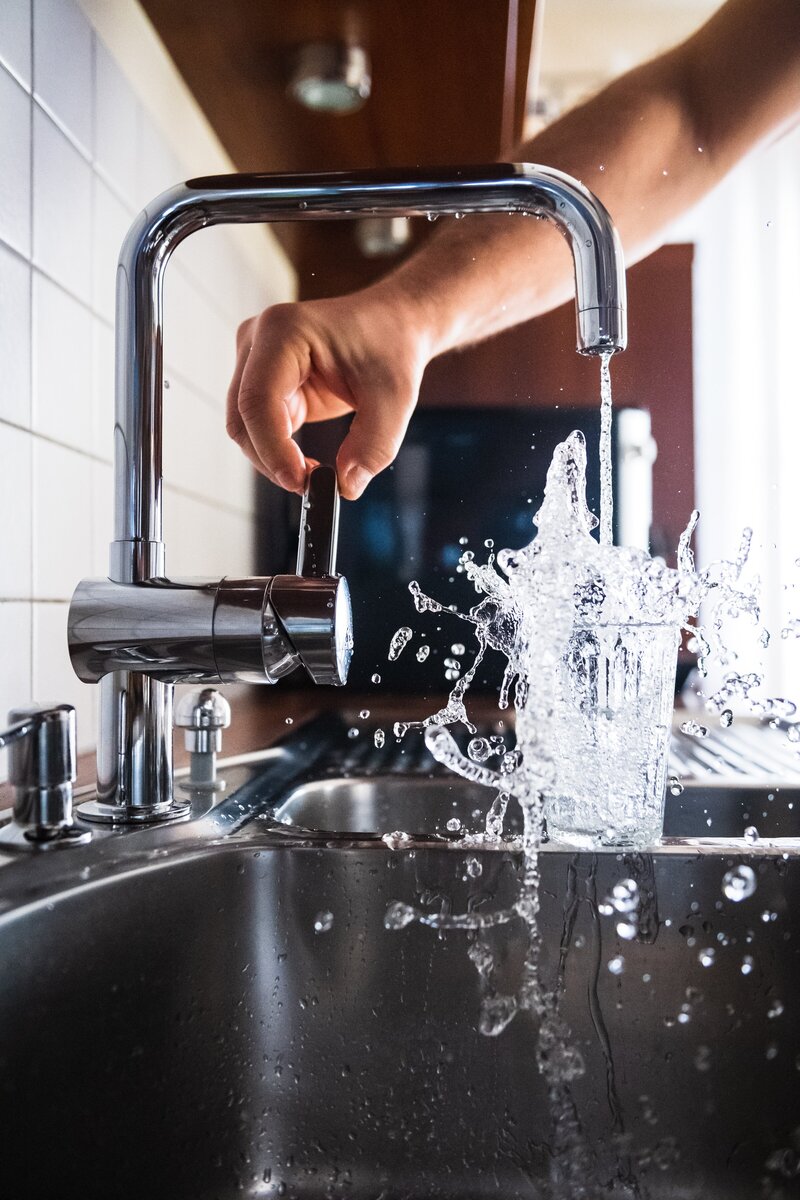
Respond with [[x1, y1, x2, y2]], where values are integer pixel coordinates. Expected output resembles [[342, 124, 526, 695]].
[[288, 43, 371, 114]]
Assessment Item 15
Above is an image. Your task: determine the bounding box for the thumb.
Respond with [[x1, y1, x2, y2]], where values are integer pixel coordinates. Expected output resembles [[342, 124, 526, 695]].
[[336, 385, 416, 500]]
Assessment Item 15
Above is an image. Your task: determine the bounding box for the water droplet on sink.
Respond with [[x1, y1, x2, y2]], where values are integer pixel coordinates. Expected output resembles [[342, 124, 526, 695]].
[[698, 947, 716, 968], [416, 644, 430, 662], [371, 673, 381, 684], [741, 955, 755, 976], [347, 727, 359, 739], [465, 856, 482, 878], [611, 878, 639, 913], [284, 717, 293, 725], [446, 817, 462, 833], [720, 708, 733, 727], [722, 863, 757, 900], [314, 911, 334, 934], [668, 775, 684, 796], [451, 643, 466, 656], [744, 825, 760, 844], [359, 709, 370, 719], [608, 956, 625, 975], [384, 900, 417, 929], [374, 728, 385, 748], [382, 831, 411, 850]]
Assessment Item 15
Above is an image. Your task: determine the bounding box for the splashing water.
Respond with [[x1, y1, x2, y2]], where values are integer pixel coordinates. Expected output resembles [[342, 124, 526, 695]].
[[379, 355, 800, 1193], [388, 626, 413, 661]]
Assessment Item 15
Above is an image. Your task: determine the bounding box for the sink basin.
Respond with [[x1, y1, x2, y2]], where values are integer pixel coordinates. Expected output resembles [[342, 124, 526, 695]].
[[0, 718, 799, 1199]]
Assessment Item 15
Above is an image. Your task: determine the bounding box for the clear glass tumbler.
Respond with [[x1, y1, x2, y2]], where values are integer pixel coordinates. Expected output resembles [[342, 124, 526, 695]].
[[519, 622, 679, 848]]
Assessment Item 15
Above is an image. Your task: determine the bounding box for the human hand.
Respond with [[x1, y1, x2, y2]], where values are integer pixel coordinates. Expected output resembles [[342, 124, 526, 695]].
[[226, 284, 435, 500]]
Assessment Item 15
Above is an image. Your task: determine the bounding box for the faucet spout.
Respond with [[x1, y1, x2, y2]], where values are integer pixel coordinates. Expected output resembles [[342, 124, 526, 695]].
[[114, 164, 626, 572]]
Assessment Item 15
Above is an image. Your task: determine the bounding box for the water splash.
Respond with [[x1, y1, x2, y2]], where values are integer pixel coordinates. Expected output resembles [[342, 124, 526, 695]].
[[388, 626, 413, 660]]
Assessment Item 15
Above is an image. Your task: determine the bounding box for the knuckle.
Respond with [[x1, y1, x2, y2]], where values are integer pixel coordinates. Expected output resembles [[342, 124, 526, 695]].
[[235, 316, 254, 346], [236, 385, 265, 423], [225, 413, 247, 445], [358, 442, 398, 476]]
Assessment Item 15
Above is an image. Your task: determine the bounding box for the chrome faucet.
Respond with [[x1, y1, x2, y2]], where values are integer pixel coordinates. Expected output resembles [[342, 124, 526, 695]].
[[67, 164, 627, 823]]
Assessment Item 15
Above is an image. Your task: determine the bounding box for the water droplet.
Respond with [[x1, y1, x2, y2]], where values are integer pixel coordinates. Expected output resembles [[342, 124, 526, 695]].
[[468, 737, 492, 762], [668, 775, 684, 796], [382, 830, 412, 850], [617, 921, 638, 940], [416, 644, 430, 662], [347, 727, 360, 739], [284, 717, 293, 725], [446, 817, 462, 833], [314, 910, 334, 934], [720, 708, 733, 727], [608, 956, 625, 975], [768, 999, 784, 1019], [744, 826, 760, 844], [680, 720, 709, 738], [610, 878, 639, 913], [374, 728, 385, 749], [388, 627, 413, 661], [741, 955, 755, 976], [466, 856, 483, 878], [698, 947, 716, 968], [371, 673, 381, 684], [359, 709, 370, 719], [451, 643, 466, 656], [722, 864, 757, 901], [384, 900, 417, 928], [694, 1045, 711, 1072]]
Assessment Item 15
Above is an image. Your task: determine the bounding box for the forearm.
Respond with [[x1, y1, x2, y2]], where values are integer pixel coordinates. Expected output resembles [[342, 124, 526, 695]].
[[374, 0, 800, 357]]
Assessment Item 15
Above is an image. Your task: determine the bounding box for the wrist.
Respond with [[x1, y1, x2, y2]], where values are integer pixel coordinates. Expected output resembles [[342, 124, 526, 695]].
[[365, 265, 458, 362]]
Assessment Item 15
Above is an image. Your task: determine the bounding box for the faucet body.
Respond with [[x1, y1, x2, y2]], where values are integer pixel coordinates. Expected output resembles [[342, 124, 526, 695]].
[[68, 164, 627, 821]]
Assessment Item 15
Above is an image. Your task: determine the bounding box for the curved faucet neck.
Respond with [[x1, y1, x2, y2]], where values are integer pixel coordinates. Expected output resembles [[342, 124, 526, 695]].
[[111, 164, 626, 584]]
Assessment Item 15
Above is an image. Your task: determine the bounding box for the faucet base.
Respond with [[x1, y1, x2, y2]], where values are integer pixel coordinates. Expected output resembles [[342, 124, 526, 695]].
[[76, 798, 190, 825], [0, 821, 92, 850]]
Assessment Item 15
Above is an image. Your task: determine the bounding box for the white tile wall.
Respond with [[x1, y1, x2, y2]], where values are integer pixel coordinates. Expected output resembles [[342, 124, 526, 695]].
[[0, 240, 32, 426], [0, 0, 296, 778], [32, 271, 94, 449], [0, 423, 33, 599], [0, 0, 32, 90], [0, 66, 31, 257], [32, 105, 93, 304], [32, 0, 93, 154], [0, 603, 32, 741]]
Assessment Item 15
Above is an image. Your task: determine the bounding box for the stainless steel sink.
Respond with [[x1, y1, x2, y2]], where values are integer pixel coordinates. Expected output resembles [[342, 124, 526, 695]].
[[1, 716, 799, 1199]]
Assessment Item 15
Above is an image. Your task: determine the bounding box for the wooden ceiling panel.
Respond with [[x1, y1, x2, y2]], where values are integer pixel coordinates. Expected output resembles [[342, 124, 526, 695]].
[[141, 0, 536, 294]]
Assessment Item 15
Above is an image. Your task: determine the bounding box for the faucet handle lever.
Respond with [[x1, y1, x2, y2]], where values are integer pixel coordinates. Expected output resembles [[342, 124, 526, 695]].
[[296, 464, 340, 578]]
